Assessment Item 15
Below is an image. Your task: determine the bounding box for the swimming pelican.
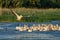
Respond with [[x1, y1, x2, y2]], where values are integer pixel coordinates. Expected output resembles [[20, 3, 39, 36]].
[[16, 26, 20, 30], [23, 25, 29, 31], [16, 27, 24, 31], [58, 26, 60, 31], [28, 28, 33, 32]]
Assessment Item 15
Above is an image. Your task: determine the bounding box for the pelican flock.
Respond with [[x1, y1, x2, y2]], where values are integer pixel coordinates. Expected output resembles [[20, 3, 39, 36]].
[[16, 24, 60, 32], [10, 10, 60, 32]]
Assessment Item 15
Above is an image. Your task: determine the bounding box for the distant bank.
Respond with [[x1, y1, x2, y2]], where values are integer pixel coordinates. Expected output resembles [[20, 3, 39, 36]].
[[0, 8, 60, 22]]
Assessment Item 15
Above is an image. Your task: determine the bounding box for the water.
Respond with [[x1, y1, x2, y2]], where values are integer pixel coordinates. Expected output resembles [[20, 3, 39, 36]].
[[0, 21, 60, 40]]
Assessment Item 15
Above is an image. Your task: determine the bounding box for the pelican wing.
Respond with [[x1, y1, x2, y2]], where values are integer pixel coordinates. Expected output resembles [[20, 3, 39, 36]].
[[12, 10, 19, 17]]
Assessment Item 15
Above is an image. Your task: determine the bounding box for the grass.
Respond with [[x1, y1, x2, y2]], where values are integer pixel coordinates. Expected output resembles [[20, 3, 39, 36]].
[[0, 8, 60, 22]]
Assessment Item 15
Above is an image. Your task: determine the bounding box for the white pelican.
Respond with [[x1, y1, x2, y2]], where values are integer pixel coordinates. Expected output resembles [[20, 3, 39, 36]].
[[16, 26, 20, 30], [11, 10, 31, 21], [23, 25, 29, 31], [12, 10, 23, 21], [58, 27, 60, 31], [28, 28, 33, 32], [38, 26, 44, 31], [16, 26, 24, 31], [43, 26, 50, 31]]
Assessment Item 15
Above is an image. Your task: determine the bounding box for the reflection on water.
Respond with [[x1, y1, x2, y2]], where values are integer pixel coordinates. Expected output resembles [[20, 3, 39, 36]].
[[0, 33, 60, 40], [0, 21, 60, 40]]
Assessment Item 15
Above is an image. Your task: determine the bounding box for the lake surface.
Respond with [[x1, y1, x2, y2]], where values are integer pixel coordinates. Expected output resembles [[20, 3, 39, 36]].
[[0, 21, 60, 40]]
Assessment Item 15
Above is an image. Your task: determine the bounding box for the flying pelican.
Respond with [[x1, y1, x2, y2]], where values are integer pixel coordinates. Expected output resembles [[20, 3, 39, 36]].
[[11, 10, 31, 21], [12, 10, 23, 21]]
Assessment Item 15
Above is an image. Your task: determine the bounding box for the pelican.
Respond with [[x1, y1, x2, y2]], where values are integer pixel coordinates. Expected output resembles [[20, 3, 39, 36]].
[[16, 26, 20, 30], [28, 28, 33, 32], [11, 9, 31, 21], [58, 26, 60, 31], [12, 10, 23, 21], [23, 25, 29, 31]]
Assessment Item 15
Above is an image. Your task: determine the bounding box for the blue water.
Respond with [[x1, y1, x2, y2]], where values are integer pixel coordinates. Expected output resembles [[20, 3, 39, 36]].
[[0, 21, 60, 40]]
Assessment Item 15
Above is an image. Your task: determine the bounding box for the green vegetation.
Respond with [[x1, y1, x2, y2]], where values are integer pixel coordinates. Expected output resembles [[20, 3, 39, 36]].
[[0, 8, 60, 22], [0, 0, 60, 22], [0, 0, 60, 8]]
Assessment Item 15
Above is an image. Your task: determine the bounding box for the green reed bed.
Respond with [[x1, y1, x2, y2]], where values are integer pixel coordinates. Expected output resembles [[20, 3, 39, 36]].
[[0, 8, 60, 22]]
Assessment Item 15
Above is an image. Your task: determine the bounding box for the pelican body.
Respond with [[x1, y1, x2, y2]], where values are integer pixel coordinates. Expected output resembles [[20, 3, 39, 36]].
[[12, 10, 23, 21]]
